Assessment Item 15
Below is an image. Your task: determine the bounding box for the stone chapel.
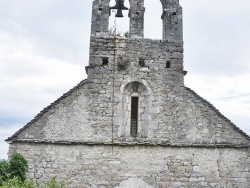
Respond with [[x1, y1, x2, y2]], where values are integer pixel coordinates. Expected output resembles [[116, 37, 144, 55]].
[[6, 0, 250, 187]]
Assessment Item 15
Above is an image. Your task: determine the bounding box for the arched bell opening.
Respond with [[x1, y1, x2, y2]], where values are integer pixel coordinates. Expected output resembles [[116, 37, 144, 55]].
[[144, 0, 163, 39], [109, 0, 130, 37]]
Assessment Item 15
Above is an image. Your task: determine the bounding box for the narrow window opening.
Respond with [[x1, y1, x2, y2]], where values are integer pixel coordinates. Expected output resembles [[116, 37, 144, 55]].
[[102, 57, 109, 66], [166, 61, 171, 68], [130, 97, 139, 137], [139, 57, 145, 67], [173, 12, 177, 16]]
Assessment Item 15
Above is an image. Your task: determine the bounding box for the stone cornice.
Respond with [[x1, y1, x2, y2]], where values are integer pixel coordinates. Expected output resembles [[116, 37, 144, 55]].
[[8, 139, 250, 148]]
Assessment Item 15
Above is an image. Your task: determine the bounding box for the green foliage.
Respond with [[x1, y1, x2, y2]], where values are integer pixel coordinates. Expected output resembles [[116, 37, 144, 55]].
[[0, 177, 65, 188], [9, 153, 28, 181], [0, 152, 28, 186], [22, 180, 38, 188], [0, 161, 10, 184], [124, 31, 129, 38], [0, 153, 65, 188], [0, 177, 25, 188], [43, 177, 65, 188], [0, 177, 37, 188]]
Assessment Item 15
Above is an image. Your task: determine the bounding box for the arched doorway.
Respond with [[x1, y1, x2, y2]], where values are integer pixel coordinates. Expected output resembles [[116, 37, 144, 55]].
[[115, 177, 155, 188]]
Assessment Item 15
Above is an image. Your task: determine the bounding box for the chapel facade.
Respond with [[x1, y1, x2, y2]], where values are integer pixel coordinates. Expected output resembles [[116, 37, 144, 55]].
[[6, 0, 250, 187]]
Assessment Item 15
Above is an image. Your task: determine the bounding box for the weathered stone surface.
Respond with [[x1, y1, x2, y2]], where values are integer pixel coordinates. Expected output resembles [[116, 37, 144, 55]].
[[114, 177, 154, 188], [8, 66, 249, 146], [8, 144, 250, 188], [6, 0, 250, 187]]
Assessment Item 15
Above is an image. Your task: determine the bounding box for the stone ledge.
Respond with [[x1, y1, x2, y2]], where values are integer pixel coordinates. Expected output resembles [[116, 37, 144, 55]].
[[8, 139, 250, 148]]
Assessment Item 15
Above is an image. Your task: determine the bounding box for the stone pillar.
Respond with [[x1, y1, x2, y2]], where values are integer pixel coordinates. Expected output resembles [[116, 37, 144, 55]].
[[161, 0, 183, 42], [129, 0, 145, 38], [91, 0, 110, 36]]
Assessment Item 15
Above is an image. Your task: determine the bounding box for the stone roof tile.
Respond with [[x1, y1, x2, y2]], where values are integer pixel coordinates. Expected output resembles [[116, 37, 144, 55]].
[[185, 87, 250, 140], [6, 79, 88, 142]]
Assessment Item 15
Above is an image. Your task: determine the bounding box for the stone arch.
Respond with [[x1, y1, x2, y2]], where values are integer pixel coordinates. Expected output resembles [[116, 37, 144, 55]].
[[117, 81, 153, 139], [122, 81, 149, 96], [91, 0, 182, 40], [109, 0, 130, 35], [144, 0, 163, 39], [114, 177, 155, 188]]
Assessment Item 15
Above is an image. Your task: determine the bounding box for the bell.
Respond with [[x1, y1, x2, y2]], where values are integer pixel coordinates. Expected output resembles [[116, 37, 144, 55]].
[[110, 0, 128, 10], [115, 9, 124, 18]]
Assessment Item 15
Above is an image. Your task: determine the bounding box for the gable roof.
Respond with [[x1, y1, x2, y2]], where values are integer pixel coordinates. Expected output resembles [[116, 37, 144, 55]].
[[6, 79, 89, 142], [6, 82, 249, 145], [185, 87, 250, 140]]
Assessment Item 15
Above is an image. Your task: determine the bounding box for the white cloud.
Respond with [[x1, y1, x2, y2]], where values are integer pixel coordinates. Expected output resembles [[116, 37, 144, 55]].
[[182, 0, 250, 76], [0, 125, 23, 159], [185, 74, 250, 136], [0, 30, 85, 115], [182, 0, 250, 136], [0, 0, 92, 159]]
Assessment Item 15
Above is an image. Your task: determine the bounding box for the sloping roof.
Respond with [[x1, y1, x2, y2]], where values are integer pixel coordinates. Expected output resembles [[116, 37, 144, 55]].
[[185, 87, 250, 140], [6, 82, 249, 143], [6, 79, 89, 142]]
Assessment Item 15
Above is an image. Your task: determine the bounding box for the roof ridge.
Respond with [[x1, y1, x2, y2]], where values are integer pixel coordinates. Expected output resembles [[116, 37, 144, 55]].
[[6, 79, 89, 142], [185, 87, 250, 140]]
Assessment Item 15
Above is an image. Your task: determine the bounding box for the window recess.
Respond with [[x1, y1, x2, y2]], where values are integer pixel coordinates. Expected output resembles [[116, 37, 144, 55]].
[[130, 97, 139, 137]]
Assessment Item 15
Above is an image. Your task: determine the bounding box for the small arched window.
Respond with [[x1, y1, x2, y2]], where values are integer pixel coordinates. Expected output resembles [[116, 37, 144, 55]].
[[119, 81, 152, 139]]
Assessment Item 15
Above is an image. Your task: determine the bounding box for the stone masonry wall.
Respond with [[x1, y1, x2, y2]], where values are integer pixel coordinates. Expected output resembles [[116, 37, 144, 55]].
[[9, 143, 250, 188], [91, 0, 182, 41], [12, 36, 249, 146], [12, 78, 250, 146], [7, 1, 250, 188]]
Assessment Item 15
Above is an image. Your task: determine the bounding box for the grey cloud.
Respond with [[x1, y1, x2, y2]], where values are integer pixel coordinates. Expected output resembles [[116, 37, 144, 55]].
[[0, 111, 34, 127], [1, 61, 46, 78], [182, 0, 250, 76], [215, 93, 250, 102], [0, 0, 92, 64], [230, 115, 250, 136]]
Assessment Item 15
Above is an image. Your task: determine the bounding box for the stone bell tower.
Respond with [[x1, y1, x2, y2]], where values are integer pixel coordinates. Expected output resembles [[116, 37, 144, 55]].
[[7, 1, 249, 187], [91, 0, 183, 41], [86, 0, 185, 140]]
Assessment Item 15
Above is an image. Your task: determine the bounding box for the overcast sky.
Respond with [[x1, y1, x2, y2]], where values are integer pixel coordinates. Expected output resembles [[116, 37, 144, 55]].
[[0, 0, 249, 159]]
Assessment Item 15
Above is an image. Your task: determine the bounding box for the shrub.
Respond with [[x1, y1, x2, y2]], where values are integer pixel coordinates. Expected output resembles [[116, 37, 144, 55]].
[[0, 153, 65, 188], [0, 160, 10, 185], [43, 177, 65, 188], [0, 177, 22, 188], [0, 177, 38, 188], [9, 152, 28, 181], [0, 152, 28, 186], [22, 179, 39, 188], [0, 177, 65, 188]]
